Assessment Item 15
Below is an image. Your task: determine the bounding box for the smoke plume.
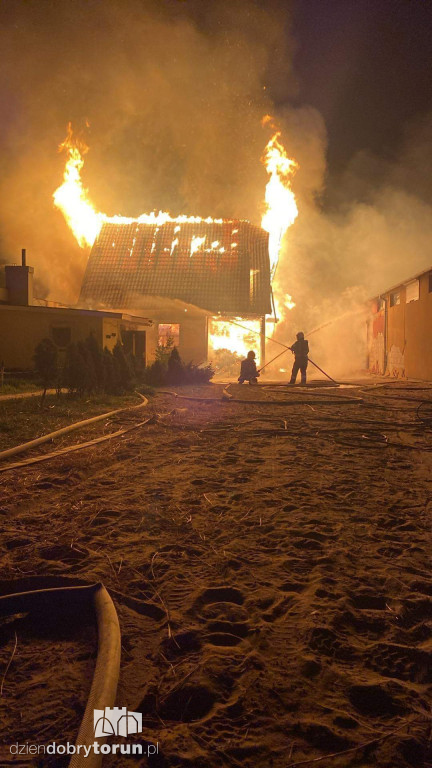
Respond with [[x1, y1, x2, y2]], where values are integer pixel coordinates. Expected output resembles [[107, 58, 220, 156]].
[[0, 0, 294, 302]]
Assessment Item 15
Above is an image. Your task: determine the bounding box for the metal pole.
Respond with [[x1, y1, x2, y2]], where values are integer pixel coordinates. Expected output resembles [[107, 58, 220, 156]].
[[260, 316, 266, 369]]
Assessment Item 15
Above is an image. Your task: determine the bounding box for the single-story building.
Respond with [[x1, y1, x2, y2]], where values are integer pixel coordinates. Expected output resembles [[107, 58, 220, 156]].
[[0, 256, 152, 370], [368, 266, 432, 380], [78, 219, 272, 366]]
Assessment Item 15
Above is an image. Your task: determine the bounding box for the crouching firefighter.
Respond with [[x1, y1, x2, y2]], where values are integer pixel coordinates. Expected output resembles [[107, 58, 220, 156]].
[[238, 350, 260, 385], [289, 332, 309, 385]]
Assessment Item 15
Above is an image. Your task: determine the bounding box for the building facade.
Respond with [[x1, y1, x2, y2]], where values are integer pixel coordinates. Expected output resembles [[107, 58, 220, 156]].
[[0, 258, 152, 371], [79, 219, 271, 366], [368, 267, 432, 380]]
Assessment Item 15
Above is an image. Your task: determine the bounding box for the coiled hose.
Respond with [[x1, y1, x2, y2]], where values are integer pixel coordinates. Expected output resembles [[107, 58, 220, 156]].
[[0, 582, 120, 768]]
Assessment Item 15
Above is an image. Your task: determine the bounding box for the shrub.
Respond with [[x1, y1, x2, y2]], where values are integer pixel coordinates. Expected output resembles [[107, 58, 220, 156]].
[[84, 333, 104, 391], [102, 346, 120, 395], [140, 348, 214, 387], [166, 347, 184, 385], [184, 361, 215, 385], [113, 341, 133, 393], [143, 359, 165, 387], [155, 335, 175, 367], [64, 343, 89, 395], [77, 340, 98, 394]]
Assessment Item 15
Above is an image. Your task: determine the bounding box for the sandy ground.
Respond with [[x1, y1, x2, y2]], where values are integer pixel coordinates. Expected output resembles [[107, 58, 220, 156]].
[[0, 379, 431, 767]]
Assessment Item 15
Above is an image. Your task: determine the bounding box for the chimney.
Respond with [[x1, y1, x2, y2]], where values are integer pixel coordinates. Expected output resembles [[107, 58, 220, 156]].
[[5, 249, 34, 306]]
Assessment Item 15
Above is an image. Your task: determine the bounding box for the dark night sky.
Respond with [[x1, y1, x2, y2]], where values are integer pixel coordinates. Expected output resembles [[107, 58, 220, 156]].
[[173, 0, 432, 202], [290, 0, 432, 183]]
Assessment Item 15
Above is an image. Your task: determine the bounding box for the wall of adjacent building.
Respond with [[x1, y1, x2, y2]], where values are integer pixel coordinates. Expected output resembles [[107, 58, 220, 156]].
[[0, 306, 104, 369], [369, 270, 432, 381], [404, 273, 432, 380]]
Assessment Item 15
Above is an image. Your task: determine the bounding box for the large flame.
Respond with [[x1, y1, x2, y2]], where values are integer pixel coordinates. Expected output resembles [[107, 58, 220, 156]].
[[53, 123, 103, 248], [261, 116, 298, 278], [53, 124, 226, 249]]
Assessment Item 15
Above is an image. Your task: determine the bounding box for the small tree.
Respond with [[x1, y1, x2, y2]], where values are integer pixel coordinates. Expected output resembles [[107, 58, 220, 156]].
[[143, 359, 165, 387], [77, 341, 97, 394], [84, 334, 104, 391], [102, 347, 119, 394], [34, 338, 58, 405], [155, 335, 174, 368], [166, 346, 184, 385], [64, 343, 89, 396], [113, 341, 133, 392]]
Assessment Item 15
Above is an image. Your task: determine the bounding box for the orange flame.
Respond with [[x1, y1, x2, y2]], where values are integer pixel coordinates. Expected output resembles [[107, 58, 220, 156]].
[[208, 318, 261, 363], [53, 124, 227, 249], [53, 123, 103, 248], [261, 118, 298, 278]]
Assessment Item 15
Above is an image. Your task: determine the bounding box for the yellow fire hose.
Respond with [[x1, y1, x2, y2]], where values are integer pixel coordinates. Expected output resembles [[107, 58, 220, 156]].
[[0, 582, 120, 768]]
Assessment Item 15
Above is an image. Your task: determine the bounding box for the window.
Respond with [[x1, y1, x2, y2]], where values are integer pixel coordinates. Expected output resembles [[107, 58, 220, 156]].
[[405, 279, 419, 303], [390, 292, 400, 307], [249, 269, 259, 301], [158, 323, 179, 347], [51, 326, 71, 347]]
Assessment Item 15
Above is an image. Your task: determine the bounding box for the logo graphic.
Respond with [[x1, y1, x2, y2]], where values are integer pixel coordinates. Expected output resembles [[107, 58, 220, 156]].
[[94, 707, 143, 738]]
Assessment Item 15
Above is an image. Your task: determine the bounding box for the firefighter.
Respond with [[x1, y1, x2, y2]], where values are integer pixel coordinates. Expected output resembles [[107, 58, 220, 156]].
[[238, 350, 260, 385], [289, 332, 309, 385]]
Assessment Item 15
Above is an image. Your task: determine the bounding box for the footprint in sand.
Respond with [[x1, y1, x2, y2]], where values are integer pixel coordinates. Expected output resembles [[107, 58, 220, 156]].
[[192, 586, 251, 647], [39, 544, 87, 564], [347, 683, 405, 718], [365, 642, 432, 684], [308, 626, 356, 661]]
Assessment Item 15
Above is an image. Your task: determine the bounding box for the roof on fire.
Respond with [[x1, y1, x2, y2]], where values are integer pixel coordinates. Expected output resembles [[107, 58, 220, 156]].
[[79, 220, 271, 316]]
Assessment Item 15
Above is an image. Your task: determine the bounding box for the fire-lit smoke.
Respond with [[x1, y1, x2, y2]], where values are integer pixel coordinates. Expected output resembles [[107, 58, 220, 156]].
[[52, 123, 245, 251], [0, 1, 295, 303], [2, 0, 432, 380]]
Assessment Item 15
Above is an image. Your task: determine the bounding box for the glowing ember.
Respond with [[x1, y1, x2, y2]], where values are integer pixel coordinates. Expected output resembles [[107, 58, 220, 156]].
[[261, 115, 298, 278]]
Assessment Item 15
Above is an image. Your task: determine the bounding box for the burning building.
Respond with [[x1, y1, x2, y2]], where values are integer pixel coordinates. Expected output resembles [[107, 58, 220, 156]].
[[52, 119, 298, 369], [78, 219, 271, 367]]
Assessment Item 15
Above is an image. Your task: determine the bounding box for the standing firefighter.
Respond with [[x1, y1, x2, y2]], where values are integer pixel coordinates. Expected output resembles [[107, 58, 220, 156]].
[[289, 332, 309, 385], [238, 350, 260, 385]]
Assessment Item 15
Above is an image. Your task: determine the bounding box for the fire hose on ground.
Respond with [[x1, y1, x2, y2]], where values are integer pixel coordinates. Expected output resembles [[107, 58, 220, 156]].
[[0, 582, 120, 768], [0, 394, 149, 463]]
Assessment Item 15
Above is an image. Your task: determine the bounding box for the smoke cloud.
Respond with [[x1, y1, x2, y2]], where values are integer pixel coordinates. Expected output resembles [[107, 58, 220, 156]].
[[272, 108, 432, 377], [0, 0, 295, 302]]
